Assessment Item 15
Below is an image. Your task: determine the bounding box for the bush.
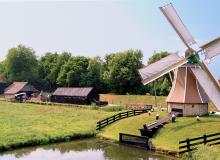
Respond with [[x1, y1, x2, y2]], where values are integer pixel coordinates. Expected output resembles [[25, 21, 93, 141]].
[[182, 145, 220, 160], [102, 105, 127, 112]]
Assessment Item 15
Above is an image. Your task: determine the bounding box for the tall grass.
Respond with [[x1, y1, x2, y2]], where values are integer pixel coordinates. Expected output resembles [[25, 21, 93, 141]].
[[0, 101, 116, 151], [182, 145, 220, 160], [100, 94, 167, 106], [98, 111, 220, 151]]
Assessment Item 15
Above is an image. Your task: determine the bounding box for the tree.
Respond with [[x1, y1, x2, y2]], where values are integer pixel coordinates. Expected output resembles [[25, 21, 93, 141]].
[[83, 57, 107, 92], [4, 45, 39, 83], [38, 52, 71, 90], [146, 51, 172, 96], [57, 56, 89, 87], [103, 49, 144, 94]]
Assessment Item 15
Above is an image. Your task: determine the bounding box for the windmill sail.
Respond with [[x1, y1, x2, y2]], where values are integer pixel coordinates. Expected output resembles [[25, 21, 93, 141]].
[[191, 62, 220, 111], [160, 3, 196, 48], [138, 52, 187, 85], [200, 37, 220, 59]]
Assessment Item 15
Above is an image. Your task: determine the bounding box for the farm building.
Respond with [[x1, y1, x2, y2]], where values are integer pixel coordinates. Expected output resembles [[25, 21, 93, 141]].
[[4, 82, 39, 99], [0, 77, 8, 95], [0, 83, 8, 95], [167, 66, 209, 116], [51, 87, 99, 105]]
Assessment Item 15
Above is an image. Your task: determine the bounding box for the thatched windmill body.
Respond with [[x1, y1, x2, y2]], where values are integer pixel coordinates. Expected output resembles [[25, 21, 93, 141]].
[[138, 3, 220, 116]]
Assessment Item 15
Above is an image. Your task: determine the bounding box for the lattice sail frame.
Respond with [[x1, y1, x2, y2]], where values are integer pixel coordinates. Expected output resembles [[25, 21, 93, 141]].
[[160, 3, 196, 48]]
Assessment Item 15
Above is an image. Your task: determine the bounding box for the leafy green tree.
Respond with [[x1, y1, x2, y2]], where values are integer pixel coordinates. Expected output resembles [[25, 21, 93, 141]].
[[103, 49, 143, 94], [57, 56, 89, 87], [83, 57, 107, 92], [0, 61, 6, 79], [147, 51, 170, 64], [147, 51, 172, 96], [4, 45, 39, 83], [38, 52, 71, 90]]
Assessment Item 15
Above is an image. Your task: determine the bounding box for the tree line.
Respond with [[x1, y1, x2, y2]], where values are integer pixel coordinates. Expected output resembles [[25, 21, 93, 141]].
[[0, 44, 171, 95]]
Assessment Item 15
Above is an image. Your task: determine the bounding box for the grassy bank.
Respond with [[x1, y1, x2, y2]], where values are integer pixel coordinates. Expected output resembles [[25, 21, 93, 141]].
[[183, 145, 220, 160], [100, 94, 167, 106], [100, 94, 218, 111], [98, 110, 220, 151], [153, 115, 220, 151], [97, 110, 167, 140], [0, 101, 117, 151]]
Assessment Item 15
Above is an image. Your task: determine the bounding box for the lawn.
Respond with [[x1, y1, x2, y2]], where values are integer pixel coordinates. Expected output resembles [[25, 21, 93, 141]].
[[0, 101, 117, 150], [100, 94, 218, 111], [153, 115, 220, 151], [98, 110, 220, 151], [100, 94, 167, 106], [1, 99, 219, 153], [97, 110, 167, 140]]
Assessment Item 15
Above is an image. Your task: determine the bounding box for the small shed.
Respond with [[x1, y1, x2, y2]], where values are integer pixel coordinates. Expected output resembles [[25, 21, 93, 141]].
[[51, 87, 99, 105], [4, 82, 39, 99], [0, 83, 8, 95]]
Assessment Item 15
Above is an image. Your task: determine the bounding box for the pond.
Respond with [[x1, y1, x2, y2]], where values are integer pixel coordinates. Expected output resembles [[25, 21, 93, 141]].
[[0, 138, 177, 160]]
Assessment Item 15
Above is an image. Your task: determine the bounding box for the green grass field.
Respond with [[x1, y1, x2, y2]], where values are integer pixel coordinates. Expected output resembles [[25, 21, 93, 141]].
[[98, 110, 220, 151], [100, 94, 167, 106], [153, 115, 220, 150], [0, 101, 117, 150], [97, 110, 167, 140], [0, 96, 219, 154], [100, 94, 218, 111]]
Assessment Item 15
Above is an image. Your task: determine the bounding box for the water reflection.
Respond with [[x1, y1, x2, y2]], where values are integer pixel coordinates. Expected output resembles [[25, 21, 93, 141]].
[[0, 139, 177, 160]]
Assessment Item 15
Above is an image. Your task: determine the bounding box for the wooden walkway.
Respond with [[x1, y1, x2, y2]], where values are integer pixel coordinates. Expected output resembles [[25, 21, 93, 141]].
[[139, 113, 179, 138]]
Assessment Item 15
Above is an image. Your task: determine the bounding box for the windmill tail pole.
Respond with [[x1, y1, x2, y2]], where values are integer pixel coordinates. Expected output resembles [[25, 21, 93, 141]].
[[154, 81, 157, 108]]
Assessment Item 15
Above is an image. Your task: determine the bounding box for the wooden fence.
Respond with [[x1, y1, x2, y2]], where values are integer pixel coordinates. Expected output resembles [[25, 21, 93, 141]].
[[119, 133, 149, 148], [96, 106, 152, 130], [179, 132, 220, 154]]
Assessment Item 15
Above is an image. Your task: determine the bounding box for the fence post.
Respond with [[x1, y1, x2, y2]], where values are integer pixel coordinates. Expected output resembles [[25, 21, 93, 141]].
[[119, 113, 121, 119], [107, 119, 109, 125], [127, 111, 129, 117], [186, 138, 190, 151], [133, 110, 135, 116], [113, 115, 115, 122], [119, 133, 122, 142], [204, 134, 207, 145], [97, 122, 100, 130]]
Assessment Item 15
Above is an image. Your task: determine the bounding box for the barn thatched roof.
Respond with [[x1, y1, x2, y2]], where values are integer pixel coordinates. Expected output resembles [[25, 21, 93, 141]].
[[4, 82, 39, 95], [52, 87, 94, 97]]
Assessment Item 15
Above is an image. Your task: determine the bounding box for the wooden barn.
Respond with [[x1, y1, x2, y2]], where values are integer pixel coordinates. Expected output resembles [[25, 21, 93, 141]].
[[4, 82, 39, 99], [51, 87, 99, 105], [0, 83, 8, 95], [0, 77, 8, 95]]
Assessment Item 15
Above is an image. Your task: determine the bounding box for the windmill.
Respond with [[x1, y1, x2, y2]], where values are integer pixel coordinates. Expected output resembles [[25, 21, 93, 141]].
[[138, 3, 220, 116]]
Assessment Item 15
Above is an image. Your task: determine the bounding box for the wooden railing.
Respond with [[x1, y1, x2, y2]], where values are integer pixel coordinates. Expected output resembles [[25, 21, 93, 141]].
[[179, 132, 220, 154], [119, 133, 149, 148], [96, 106, 152, 130]]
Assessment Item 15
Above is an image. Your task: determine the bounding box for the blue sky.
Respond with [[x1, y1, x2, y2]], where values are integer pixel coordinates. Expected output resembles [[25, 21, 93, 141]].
[[0, 0, 219, 78]]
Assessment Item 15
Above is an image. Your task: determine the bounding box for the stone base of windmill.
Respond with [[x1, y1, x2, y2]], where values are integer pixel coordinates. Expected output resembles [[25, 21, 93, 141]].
[[167, 102, 208, 116]]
